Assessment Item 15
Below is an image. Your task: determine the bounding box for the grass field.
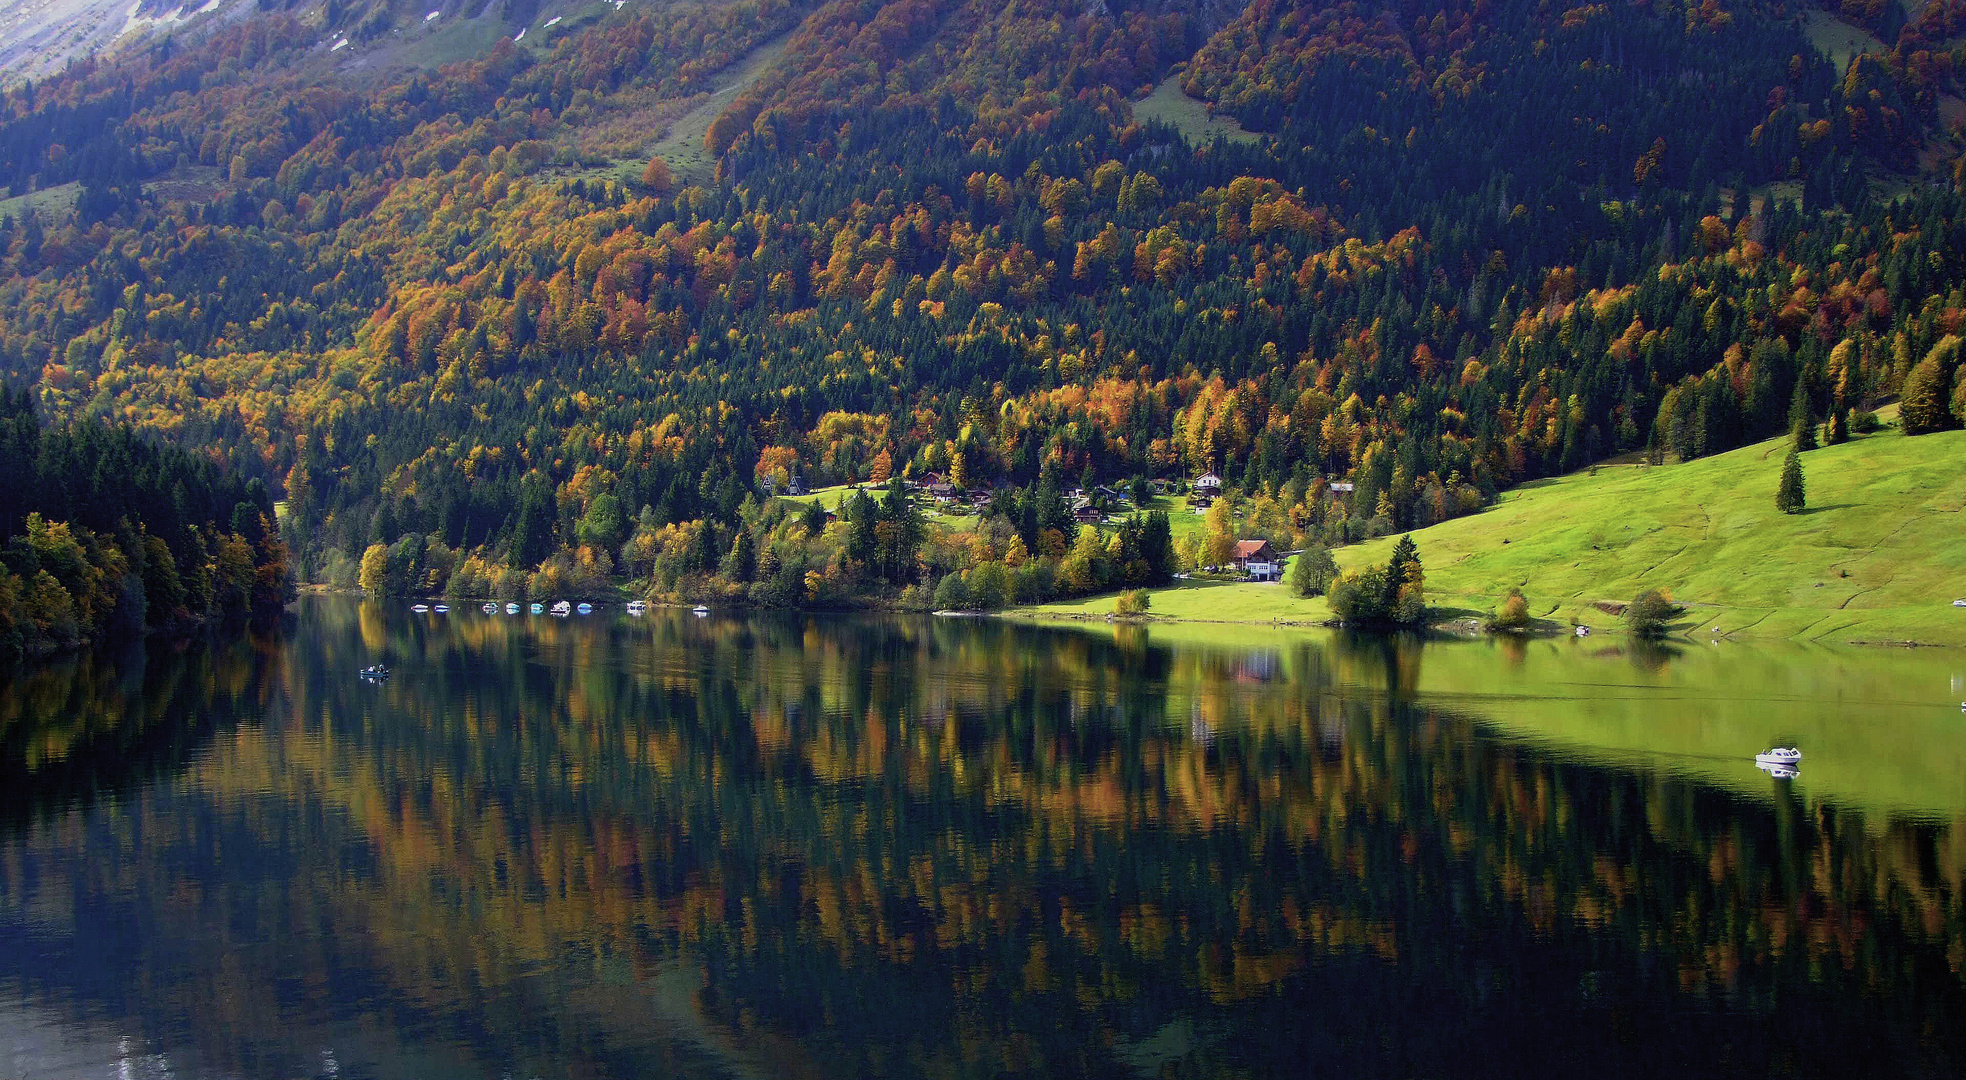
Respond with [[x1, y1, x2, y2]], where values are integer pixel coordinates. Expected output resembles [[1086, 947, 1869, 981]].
[[1022, 417, 1966, 646], [643, 30, 794, 185], [1132, 75, 1259, 147], [775, 482, 984, 530], [0, 181, 79, 221], [1802, 9, 1889, 73]]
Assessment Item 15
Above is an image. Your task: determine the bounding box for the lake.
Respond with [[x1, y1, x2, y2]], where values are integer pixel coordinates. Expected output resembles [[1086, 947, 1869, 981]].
[[1, 597, 1963, 1078]]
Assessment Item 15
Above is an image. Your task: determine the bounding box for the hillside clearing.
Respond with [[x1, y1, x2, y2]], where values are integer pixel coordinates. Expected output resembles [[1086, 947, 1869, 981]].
[[1132, 74, 1260, 147], [643, 29, 795, 185]]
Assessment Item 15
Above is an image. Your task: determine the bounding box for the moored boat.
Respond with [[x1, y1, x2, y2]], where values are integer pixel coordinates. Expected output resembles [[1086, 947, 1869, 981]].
[[692, 604, 710, 616], [433, 603, 449, 613], [530, 602, 544, 614], [482, 602, 499, 614], [551, 600, 572, 616], [576, 602, 593, 614], [411, 603, 430, 613], [626, 600, 647, 615], [506, 602, 521, 614], [359, 664, 390, 678], [1754, 747, 1802, 767]]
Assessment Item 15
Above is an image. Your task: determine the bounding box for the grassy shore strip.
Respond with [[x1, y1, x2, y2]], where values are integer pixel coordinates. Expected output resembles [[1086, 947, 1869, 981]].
[[1015, 419, 1966, 647]]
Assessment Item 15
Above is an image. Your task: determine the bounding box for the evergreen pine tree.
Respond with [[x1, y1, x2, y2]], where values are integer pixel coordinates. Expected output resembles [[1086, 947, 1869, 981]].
[[1775, 448, 1806, 514], [1788, 382, 1817, 451], [1383, 534, 1422, 616]]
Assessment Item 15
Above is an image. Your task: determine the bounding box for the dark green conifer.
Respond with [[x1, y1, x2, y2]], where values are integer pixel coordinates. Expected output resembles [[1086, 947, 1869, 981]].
[[1775, 448, 1806, 514], [1788, 382, 1817, 451]]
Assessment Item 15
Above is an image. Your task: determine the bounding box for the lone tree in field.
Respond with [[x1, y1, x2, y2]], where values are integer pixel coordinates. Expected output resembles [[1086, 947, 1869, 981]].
[[1289, 544, 1339, 597], [640, 155, 675, 195], [1624, 589, 1680, 638], [1775, 448, 1806, 514], [1489, 588, 1532, 632]]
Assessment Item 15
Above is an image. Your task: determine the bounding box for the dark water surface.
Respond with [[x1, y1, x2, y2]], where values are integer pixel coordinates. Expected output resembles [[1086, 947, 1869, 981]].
[[1, 597, 1963, 1078]]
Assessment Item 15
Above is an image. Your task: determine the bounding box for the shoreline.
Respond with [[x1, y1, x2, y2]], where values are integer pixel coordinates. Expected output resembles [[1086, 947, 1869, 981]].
[[997, 600, 1966, 649], [299, 585, 1966, 649]]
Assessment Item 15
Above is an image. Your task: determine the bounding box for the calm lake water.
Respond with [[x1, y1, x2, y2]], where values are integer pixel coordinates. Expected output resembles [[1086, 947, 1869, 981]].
[[2, 597, 1964, 1078]]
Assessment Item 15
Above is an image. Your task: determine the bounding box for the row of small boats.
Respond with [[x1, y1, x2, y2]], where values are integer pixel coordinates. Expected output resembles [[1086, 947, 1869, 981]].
[[410, 600, 709, 616]]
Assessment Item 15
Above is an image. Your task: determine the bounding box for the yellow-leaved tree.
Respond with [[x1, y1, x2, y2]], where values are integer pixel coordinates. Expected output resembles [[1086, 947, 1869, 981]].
[[358, 543, 388, 597]]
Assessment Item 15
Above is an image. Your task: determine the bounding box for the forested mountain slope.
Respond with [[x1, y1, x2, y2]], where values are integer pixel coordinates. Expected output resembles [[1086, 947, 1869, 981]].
[[1, 0, 1964, 602]]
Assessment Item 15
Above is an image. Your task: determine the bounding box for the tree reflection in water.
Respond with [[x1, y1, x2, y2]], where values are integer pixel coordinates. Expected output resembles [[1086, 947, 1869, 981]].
[[0, 598, 1959, 1079]]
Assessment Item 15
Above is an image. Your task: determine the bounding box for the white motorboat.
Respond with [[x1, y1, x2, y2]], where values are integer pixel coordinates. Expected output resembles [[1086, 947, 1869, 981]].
[[551, 600, 572, 616], [506, 602, 521, 614], [626, 601, 647, 615], [411, 604, 430, 613], [692, 605, 710, 616], [482, 602, 499, 614], [359, 665, 390, 678], [433, 604, 449, 613], [1754, 747, 1802, 767]]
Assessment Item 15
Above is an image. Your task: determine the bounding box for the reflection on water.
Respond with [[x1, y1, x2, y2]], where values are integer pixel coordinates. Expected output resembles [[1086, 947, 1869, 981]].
[[0, 599, 1962, 1078]]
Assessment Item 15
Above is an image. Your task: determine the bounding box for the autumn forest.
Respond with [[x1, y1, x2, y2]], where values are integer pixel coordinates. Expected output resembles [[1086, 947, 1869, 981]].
[[4, 0, 1966, 647]]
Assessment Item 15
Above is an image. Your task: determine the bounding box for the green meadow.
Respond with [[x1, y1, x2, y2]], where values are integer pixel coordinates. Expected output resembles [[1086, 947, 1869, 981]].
[[1023, 419, 1966, 646]]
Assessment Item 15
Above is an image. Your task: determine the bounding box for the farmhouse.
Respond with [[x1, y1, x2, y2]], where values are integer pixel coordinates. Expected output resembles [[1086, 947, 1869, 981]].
[[1233, 539, 1281, 581], [1194, 472, 1223, 495]]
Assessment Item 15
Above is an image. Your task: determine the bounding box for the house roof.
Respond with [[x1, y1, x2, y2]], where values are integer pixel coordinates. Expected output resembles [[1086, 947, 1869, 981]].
[[1233, 539, 1273, 559]]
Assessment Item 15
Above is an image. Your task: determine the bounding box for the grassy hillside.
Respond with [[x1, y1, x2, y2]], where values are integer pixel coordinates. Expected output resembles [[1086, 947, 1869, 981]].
[[1023, 420, 1966, 646]]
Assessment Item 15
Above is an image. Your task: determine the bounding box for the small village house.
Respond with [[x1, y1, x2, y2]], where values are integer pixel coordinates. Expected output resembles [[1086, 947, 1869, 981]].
[[1233, 539, 1281, 581]]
